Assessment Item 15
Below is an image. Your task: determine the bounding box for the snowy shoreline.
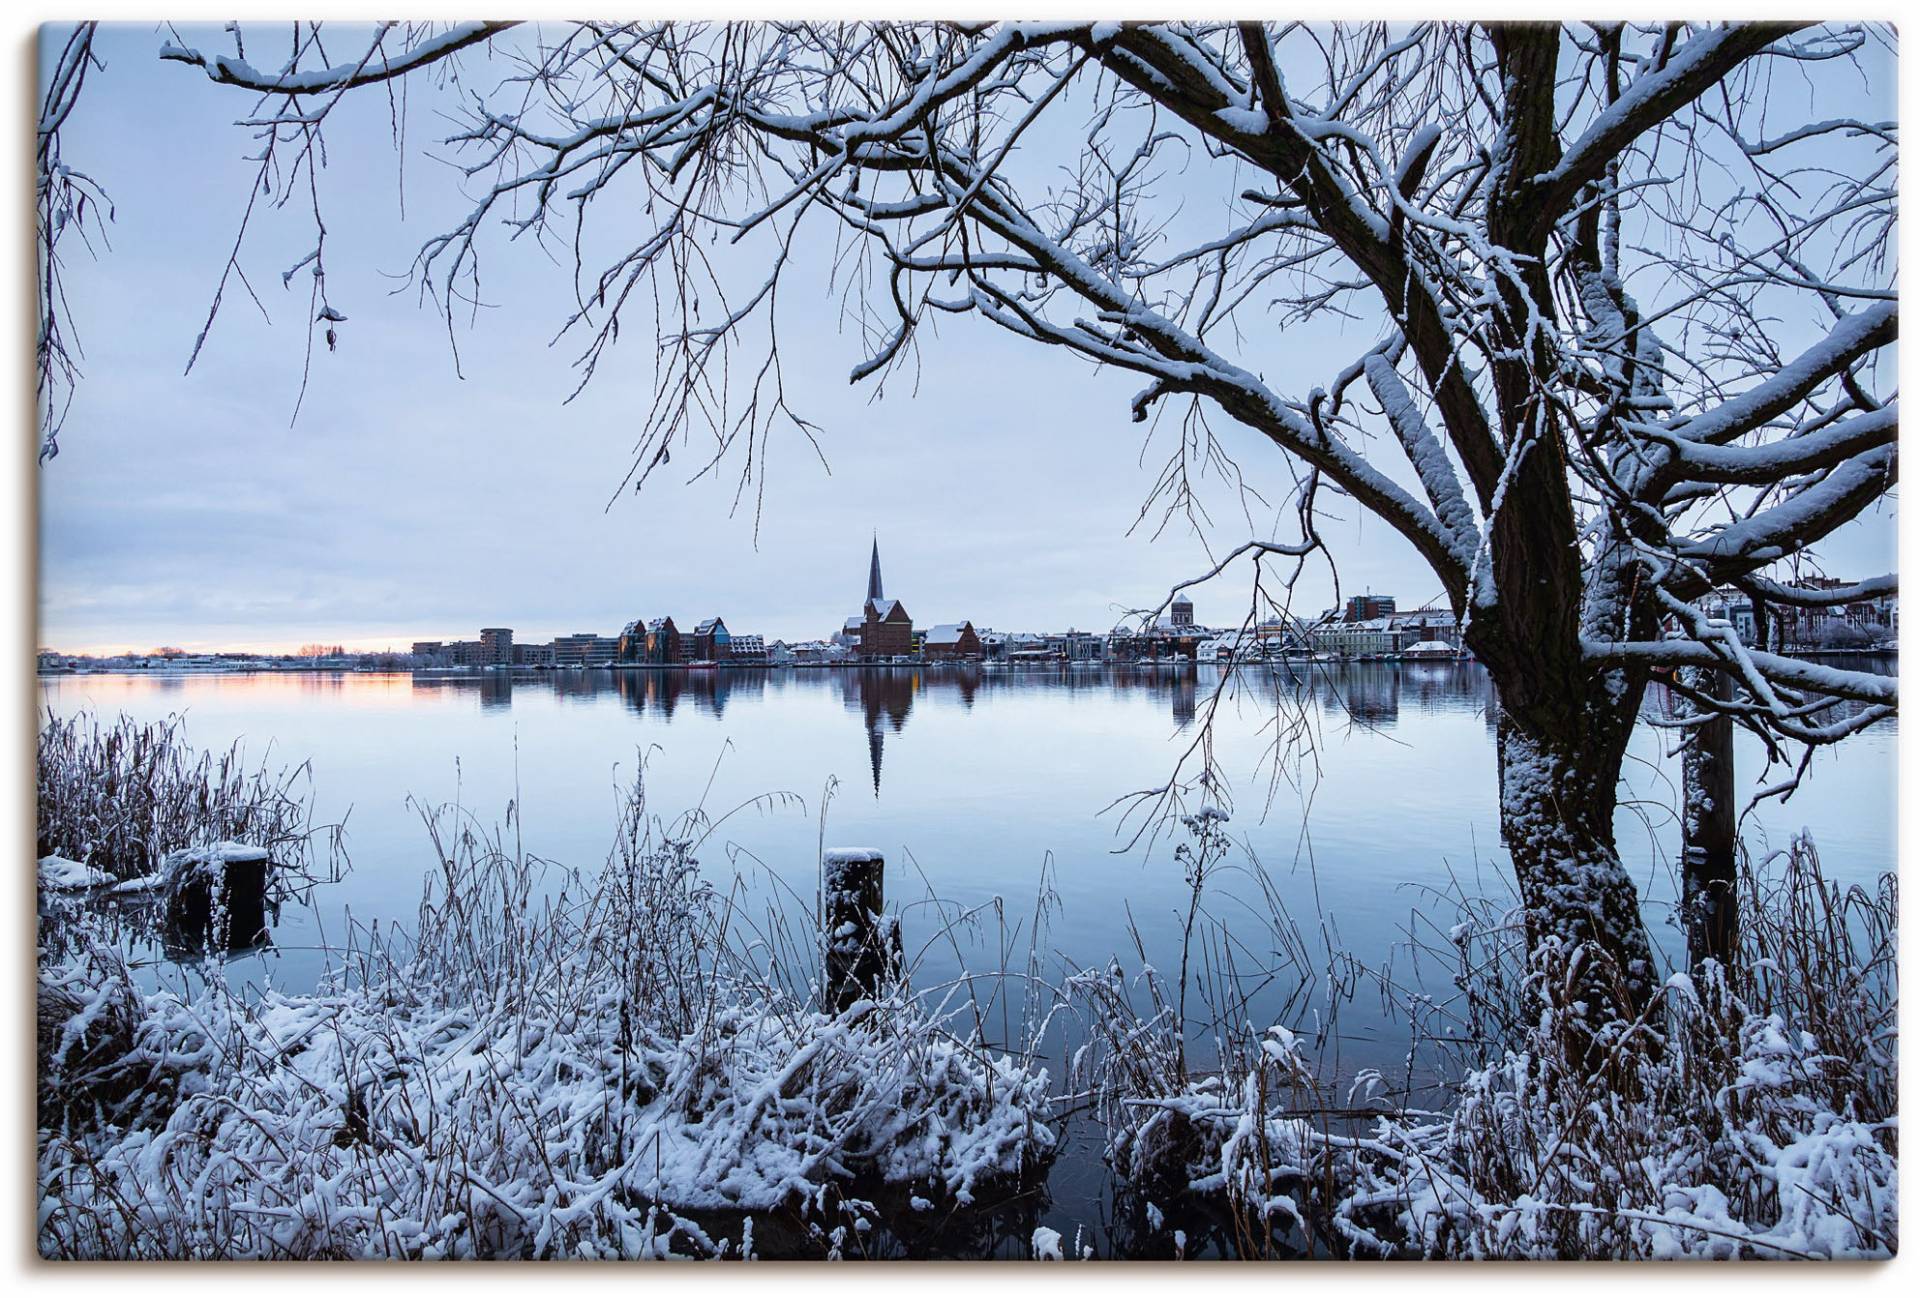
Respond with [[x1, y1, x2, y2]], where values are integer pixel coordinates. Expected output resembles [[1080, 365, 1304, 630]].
[[36, 712, 1898, 1259], [37, 807, 1059, 1260]]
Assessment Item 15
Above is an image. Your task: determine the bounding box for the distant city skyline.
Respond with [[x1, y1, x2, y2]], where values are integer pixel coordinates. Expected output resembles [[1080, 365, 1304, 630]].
[[38, 533, 1362, 657]]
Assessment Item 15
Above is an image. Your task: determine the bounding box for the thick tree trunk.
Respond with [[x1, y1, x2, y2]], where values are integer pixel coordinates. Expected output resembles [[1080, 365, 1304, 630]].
[[1473, 489, 1661, 1032], [1493, 700, 1659, 1029], [1466, 257, 1662, 1039]]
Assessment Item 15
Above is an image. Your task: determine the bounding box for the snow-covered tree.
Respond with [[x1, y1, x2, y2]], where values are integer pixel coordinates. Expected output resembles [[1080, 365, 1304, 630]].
[[53, 21, 1899, 1031]]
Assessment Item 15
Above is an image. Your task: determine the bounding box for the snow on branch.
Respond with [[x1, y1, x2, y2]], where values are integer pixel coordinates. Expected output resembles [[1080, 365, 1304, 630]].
[[1651, 401, 1898, 486], [1583, 638, 1893, 709], [1363, 353, 1481, 565], [1537, 23, 1803, 219], [160, 22, 514, 94], [1737, 572, 1896, 608], [1678, 446, 1895, 572], [1651, 302, 1896, 450]]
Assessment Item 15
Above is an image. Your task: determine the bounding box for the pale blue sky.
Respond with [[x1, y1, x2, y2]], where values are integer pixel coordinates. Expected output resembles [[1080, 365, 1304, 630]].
[[36, 22, 1895, 653]]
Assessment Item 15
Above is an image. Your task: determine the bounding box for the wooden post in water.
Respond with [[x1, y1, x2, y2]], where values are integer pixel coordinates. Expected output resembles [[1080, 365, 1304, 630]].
[[822, 848, 898, 1012], [1679, 668, 1738, 968], [164, 844, 272, 953]]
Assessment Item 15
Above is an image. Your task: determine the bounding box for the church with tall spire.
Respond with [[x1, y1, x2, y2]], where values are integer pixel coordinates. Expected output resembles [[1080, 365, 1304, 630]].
[[855, 534, 913, 659]]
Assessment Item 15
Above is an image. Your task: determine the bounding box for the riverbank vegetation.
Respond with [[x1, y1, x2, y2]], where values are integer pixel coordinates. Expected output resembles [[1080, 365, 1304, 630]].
[[37, 710, 324, 883], [37, 716, 1056, 1259], [1088, 834, 1896, 1258], [36, 711, 1896, 1258]]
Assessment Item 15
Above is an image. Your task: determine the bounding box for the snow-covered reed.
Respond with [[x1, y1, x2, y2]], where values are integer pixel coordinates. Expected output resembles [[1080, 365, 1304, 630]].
[[38, 780, 1055, 1259], [37, 710, 325, 882], [1087, 834, 1896, 1259]]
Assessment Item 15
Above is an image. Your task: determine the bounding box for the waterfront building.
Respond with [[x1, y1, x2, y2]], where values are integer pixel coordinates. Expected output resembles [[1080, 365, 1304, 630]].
[[1169, 593, 1195, 627], [1309, 617, 1397, 657], [689, 617, 732, 660], [1345, 593, 1396, 622], [1109, 621, 1205, 661], [513, 642, 556, 667], [861, 600, 914, 658], [791, 640, 848, 665], [646, 616, 684, 664], [553, 632, 618, 667], [1770, 577, 1897, 647], [410, 640, 444, 657], [1385, 605, 1461, 651], [1064, 630, 1106, 662], [1702, 589, 1760, 644], [857, 538, 914, 658], [615, 617, 689, 664], [1197, 632, 1258, 663], [1254, 617, 1313, 655], [479, 627, 514, 666], [923, 621, 983, 661], [1692, 581, 1895, 650], [729, 633, 768, 663], [1106, 624, 1147, 661], [616, 620, 649, 662]]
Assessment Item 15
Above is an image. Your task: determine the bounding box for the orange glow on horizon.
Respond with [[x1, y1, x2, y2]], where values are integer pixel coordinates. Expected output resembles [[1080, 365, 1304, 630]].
[[45, 634, 431, 658]]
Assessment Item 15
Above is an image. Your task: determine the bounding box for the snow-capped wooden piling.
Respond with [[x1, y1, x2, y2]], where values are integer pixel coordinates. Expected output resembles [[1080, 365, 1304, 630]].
[[1679, 668, 1737, 967], [163, 843, 272, 952], [823, 848, 898, 1012]]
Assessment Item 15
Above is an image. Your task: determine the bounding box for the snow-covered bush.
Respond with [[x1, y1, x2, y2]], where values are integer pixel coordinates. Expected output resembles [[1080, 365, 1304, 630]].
[[37, 930, 161, 1132], [37, 782, 1055, 1259], [1088, 835, 1897, 1259]]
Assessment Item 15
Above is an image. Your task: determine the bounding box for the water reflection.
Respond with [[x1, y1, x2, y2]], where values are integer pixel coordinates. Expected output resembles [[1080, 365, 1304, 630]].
[[398, 661, 1510, 793], [845, 668, 919, 794], [80, 659, 1812, 808], [39, 863, 297, 969]]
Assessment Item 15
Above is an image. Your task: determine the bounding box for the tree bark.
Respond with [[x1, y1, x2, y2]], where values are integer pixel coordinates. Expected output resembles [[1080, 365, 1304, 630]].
[[1482, 618, 1666, 1036], [1490, 680, 1659, 1030], [1679, 667, 1738, 968]]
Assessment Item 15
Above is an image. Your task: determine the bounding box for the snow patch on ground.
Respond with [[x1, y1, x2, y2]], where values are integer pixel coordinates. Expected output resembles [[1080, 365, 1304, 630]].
[[38, 855, 110, 891]]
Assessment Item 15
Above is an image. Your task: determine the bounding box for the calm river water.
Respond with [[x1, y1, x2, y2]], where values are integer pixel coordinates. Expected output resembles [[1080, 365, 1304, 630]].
[[38, 661, 1896, 1254]]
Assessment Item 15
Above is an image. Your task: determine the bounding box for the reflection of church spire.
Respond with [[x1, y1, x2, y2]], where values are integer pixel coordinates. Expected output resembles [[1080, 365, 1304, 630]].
[[852, 667, 914, 798], [867, 535, 884, 604]]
